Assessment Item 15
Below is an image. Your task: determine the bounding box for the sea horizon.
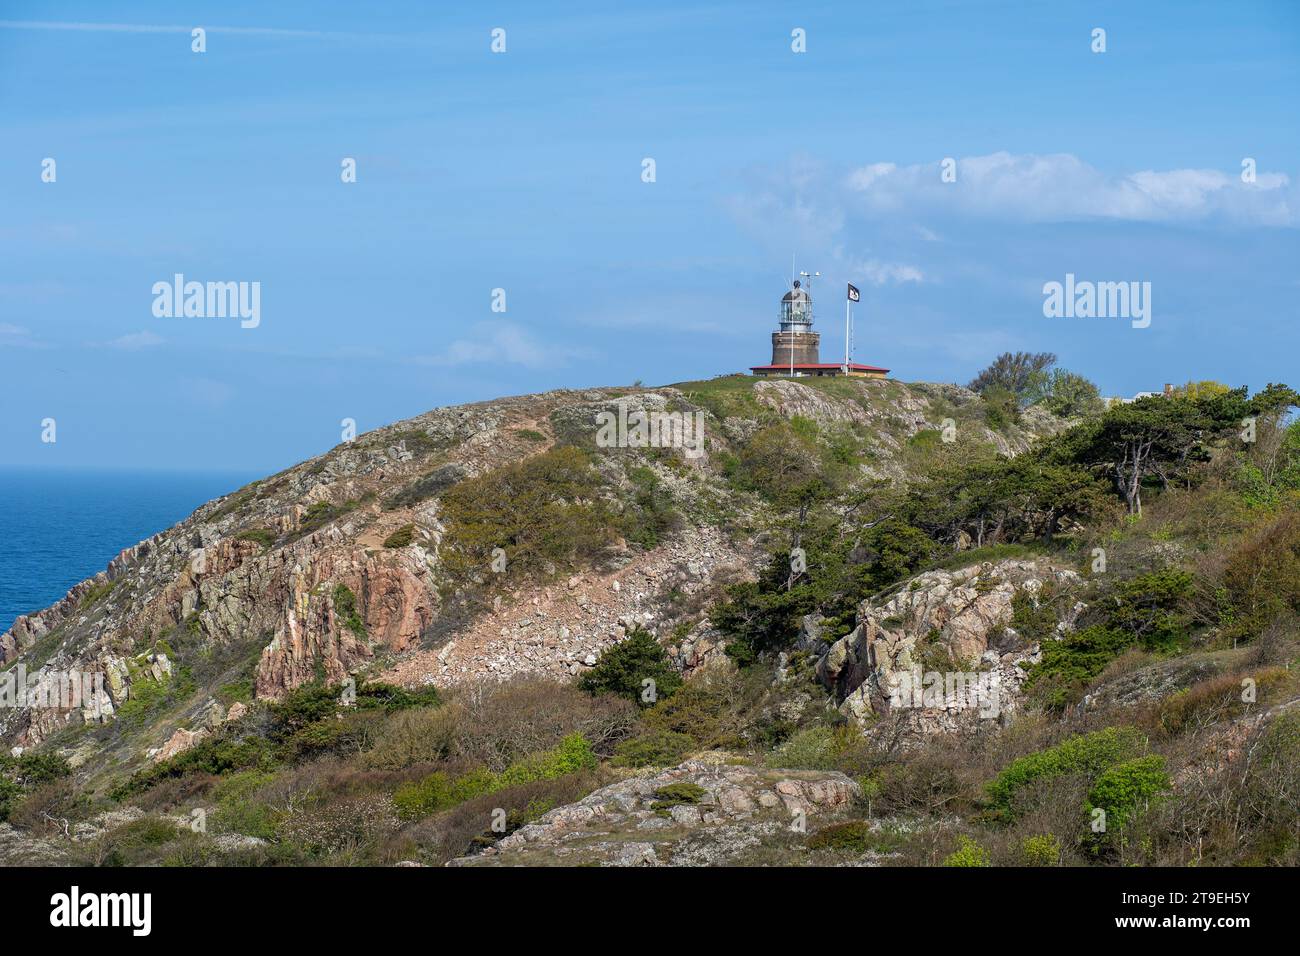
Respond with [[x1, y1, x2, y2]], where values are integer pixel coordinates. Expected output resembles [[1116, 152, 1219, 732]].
[[0, 466, 257, 635]]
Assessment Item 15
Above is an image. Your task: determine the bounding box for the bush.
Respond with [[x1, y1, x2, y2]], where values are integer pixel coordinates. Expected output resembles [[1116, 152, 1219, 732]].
[[1041, 370, 1104, 418], [578, 627, 682, 707], [382, 524, 417, 548], [0, 751, 72, 822], [1026, 625, 1133, 710], [942, 835, 991, 867], [437, 446, 621, 587], [211, 770, 279, 840], [1020, 833, 1062, 866], [364, 707, 457, 770], [382, 463, 466, 510], [392, 733, 597, 820], [113, 732, 275, 798], [985, 726, 1147, 822], [1108, 569, 1195, 650], [1217, 512, 1300, 638], [78, 579, 117, 609], [612, 729, 695, 768], [649, 782, 707, 813], [235, 527, 276, 549], [808, 821, 874, 853], [1086, 755, 1171, 849], [765, 725, 853, 771], [332, 584, 366, 638], [430, 678, 636, 771]]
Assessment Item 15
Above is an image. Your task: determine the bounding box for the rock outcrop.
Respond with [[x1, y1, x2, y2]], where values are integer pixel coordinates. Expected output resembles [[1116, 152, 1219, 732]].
[[450, 759, 861, 867], [816, 559, 1084, 736]]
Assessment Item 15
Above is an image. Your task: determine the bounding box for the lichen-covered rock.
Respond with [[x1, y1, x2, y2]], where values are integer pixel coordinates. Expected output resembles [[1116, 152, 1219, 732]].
[[816, 558, 1083, 736], [449, 759, 860, 867]]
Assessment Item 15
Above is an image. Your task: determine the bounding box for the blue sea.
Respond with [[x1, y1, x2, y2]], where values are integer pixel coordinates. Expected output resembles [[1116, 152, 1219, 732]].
[[0, 468, 255, 635]]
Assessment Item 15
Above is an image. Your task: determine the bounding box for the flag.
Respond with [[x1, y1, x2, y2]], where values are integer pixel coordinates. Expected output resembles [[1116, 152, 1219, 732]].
[[847, 283, 860, 302]]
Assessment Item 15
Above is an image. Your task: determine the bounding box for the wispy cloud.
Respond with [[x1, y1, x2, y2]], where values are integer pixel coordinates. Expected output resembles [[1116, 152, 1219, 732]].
[[106, 330, 164, 350], [413, 323, 597, 369], [844, 152, 1297, 227], [0, 20, 411, 41], [0, 323, 45, 349]]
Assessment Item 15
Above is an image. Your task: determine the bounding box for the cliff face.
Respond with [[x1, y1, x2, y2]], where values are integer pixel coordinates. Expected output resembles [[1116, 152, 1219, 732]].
[[0, 376, 1061, 782]]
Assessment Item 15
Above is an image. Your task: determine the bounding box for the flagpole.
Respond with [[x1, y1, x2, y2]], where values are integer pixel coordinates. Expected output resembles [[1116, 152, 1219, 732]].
[[844, 295, 850, 375]]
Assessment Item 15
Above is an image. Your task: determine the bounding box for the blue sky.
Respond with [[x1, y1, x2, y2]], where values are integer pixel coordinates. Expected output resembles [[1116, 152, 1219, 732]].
[[1, 0, 1297, 472]]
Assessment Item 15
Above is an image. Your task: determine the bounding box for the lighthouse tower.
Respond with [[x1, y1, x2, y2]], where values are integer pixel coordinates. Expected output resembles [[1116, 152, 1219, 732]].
[[770, 280, 820, 366], [749, 277, 891, 379]]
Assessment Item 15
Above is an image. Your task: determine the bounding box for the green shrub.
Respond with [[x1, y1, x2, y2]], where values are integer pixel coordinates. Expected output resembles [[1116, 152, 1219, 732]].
[[382, 464, 466, 510], [0, 752, 72, 821], [985, 726, 1147, 821], [1108, 569, 1195, 651], [236, 527, 276, 549], [1025, 625, 1133, 709], [392, 733, 597, 820], [649, 782, 707, 813], [388, 428, 447, 457], [298, 500, 352, 535], [577, 627, 682, 707], [383, 524, 417, 548], [806, 820, 891, 853], [437, 446, 620, 586], [765, 725, 851, 771], [332, 584, 366, 638], [942, 835, 991, 867], [78, 579, 117, 609], [211, 770, 279, 840], [113, 733, 275, 798], [1020, 833, 1062, 866], [612, 729, 694, 767], [1086, 755, 1171, 848]]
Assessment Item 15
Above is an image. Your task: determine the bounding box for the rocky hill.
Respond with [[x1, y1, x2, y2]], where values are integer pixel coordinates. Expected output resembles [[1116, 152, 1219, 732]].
[[0, 377, 1055, 760], [2, 373, 1297, 868]]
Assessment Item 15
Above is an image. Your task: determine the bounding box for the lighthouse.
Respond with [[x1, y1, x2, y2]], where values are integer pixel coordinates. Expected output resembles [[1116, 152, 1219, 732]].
[[771, 280, 821, 366], [749, 279, 890, 379]]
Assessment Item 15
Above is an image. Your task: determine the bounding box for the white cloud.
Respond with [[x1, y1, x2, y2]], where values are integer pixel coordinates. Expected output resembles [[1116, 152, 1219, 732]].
[[0, 323, 44, 348], [844, 151, 1297, 226], [414, 323, 596, 369], [854, 259, 925, 286], [107, 330, 164, 350], [0, 20, 381, 39]]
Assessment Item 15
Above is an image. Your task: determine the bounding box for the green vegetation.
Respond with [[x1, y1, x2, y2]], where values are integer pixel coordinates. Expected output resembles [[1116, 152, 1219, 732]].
[[985, 726, 1148, 822], [7, 368, 1299, 869], [392, 732, 597, 819], [1086, 755, 1171, 850], [382, 524, 417, 548], [388, 427, 447, 456], [942, 835, 991, 867], [438, 446, 621, 589], [578, 627, 682, 707], [383, 463, 465, 510], [78, 579, 117, 609], [332, 584, 366, 638], [235, 527, 276, 549], [1020, 833, 1063, 866], [0, 752, 71, 822], [649, 781, 707, 814]]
